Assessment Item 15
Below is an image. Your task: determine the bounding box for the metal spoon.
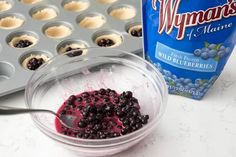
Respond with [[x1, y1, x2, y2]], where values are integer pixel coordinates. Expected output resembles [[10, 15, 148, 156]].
[[0, 107, 79, 130]]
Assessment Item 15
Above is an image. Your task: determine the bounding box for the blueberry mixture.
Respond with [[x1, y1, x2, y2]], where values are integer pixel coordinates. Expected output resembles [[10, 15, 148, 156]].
[[14, 40, 33, 48], [65, 47, 83, 57], [55, 89, 149, 139], [97, 39, 115, 47], [27, 57, 45, 70], [130, 28, 142, 37], [194, 43, 230, 60]]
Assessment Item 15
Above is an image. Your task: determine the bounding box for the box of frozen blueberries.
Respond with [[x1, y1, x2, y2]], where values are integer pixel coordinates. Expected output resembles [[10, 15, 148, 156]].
[[142, 0, 236, 100]]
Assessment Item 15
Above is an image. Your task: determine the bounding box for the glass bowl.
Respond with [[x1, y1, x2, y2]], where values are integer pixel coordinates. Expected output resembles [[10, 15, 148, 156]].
[[25, 48, 168, 157]]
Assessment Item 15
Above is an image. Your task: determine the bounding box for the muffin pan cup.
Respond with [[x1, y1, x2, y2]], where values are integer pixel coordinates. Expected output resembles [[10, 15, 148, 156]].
[[0, 0, 142, 97]]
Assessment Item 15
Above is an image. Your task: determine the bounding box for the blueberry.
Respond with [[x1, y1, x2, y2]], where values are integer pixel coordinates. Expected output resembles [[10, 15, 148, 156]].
[[172, 75, 177, 80], [130, 28, 142, 37], [208, 49, 217, 58], [203, 89, 208, 93], [99, 88, 106, 95], [194, 49, 202, 57], [219, 45, 226, 51], [165, 76, 172, 82], [27, 57, 45, 70], [194, 83, 200, 88], [179, 77, 185, 82], [141, 115, 149, 124], [176, 83, 182, 87], [198, 86, 205, 92], [225, 47, 230, 54], [163, 70, 172, 77], [185, 85, 190, 90], [78, 119, 87, 128], [97, 39, 115, 47], [163, 76, 168, 82], [183, 78, 192, 85], [174, 79, 181, 84], [125, 91, 133, 98], [218, 50, 225, 58], [199, 92, 204, 97], [200, 52, 209, 60], [208, 44, 216, 50], [76, 97, 83, 102], [203, 83, 208, 87], [189, 87, 196, 92], [66, 47, 83, 57], [201, 47, 209, 52], [195, 79, 202, 84], [14, 40, 33, 48], [121, 128, 128, 135], [188, 83, 195, 88], [82, 92, 89, 98]]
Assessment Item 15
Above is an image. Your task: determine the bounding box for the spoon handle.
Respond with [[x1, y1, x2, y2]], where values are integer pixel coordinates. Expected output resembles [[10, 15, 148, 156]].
[[0, 108, 56, 116]]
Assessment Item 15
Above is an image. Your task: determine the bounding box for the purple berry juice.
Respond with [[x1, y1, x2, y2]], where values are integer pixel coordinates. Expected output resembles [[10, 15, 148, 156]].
[[55, 88, 149, 139]]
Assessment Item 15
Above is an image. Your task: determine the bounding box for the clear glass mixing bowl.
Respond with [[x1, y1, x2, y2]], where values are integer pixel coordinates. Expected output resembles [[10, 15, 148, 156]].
[[25, 48, 168, 157]]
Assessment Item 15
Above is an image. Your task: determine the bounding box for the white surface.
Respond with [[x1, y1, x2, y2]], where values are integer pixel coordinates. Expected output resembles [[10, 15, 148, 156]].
[[0, 48, 236, 157]]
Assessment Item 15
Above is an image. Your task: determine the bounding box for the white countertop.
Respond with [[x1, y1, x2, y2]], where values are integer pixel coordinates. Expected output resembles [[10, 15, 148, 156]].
[[0, 48, 236, 157]]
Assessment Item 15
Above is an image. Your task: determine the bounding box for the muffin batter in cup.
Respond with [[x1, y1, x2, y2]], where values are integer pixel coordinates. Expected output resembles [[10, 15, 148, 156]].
[[97, 0, 117, 4], [0, 16, 24, 29], [79, 15, 105, 29], [63, 0, 89, 12], [22, 54, 49, 70], [9, 34, 38, 48], [44, 25, 72, 39], [0, 1, 12, 12], [109, 6, 136, 20], [32, 8, 57, 20], [20, 0, 42, 4], [95, 33, 122, 48]]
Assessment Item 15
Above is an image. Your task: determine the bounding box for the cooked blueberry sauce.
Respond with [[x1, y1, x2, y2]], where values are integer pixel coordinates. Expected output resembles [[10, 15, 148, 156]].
[[130, 28, 142, 37], [97, 39, 115, 47], [55, 88, 149, 139], [14, 40, 33, 48], [65, 47, 83, 57], [27, 57, 45, 70]]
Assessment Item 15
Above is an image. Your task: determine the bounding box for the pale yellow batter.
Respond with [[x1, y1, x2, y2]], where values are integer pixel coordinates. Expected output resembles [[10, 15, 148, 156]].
[[0, 1, 12, 12], [32, 8, 57, 20], [20, 0, 42, 4], [109, 7, 136, 20], [128, 25, 142, 34], [97, 0, 117, 4], [79, 15, 105, 29], [45, 25, 72, 39], [0, 16, 24, 29], [9, 34, 38, 48], [64, 1, 89, 12]]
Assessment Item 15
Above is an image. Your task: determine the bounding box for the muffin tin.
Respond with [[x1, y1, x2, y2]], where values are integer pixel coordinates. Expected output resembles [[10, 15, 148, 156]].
[[0, 0, 143, 97]]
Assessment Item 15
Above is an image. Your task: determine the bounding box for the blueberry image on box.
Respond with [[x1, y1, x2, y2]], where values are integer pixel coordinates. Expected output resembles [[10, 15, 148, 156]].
[[194, 42, 231, 60], [153, 63, 218, 99], [142, 0, 236, 100]]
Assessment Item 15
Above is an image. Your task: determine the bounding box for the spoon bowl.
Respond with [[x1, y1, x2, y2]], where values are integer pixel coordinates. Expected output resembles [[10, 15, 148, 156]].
[[0, 107, 79, 129]]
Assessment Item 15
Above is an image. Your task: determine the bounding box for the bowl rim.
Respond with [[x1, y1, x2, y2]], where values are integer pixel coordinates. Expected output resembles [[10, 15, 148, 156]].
[[25, 47, 168, 146]]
